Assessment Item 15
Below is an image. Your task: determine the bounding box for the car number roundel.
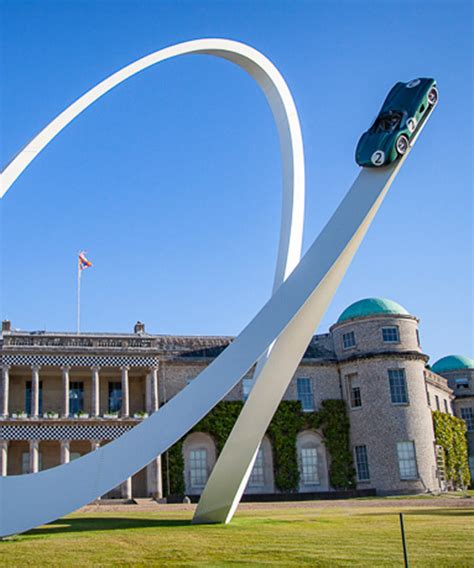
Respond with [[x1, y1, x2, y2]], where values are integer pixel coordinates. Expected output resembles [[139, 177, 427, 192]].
[[407, 117, 417, 133], [371, 150, 385, 166]]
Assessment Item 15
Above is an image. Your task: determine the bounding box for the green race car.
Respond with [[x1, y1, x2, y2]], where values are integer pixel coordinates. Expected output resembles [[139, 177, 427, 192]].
[[356, 78, 438, 167]]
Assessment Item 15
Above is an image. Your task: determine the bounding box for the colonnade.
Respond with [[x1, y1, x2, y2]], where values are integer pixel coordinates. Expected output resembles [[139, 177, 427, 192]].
[[0, 438, 162, 499], [0, 364, 159, 418], [0, 364, 162, 499]]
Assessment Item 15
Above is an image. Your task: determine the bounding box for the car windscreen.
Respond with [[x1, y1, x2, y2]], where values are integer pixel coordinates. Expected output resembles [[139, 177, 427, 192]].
[[372, 112, 403, 133]]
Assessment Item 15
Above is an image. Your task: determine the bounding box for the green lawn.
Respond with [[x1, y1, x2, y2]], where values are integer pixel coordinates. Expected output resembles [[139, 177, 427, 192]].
[[1, 499, 473, 567]]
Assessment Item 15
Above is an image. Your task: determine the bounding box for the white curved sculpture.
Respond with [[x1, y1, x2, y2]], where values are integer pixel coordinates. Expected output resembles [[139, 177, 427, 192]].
[[0, 39, 435, 537], [0, 38, 305, 537]]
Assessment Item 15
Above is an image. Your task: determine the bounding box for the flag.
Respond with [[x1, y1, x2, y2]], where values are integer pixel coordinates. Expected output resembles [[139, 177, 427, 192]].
[[78, 251, 92, 271]]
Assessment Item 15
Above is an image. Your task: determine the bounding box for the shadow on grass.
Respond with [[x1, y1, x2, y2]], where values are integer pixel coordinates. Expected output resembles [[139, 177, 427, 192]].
[[26, 517, 191, 536]]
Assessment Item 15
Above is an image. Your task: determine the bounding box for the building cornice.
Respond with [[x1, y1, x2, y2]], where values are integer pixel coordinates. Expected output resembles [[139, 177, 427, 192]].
[[329, 313, 419, 332], [424, 370, 454, 396], [337, 350, 429, 365]]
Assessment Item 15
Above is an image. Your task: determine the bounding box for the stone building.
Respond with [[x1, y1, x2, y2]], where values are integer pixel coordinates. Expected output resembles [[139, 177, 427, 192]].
[[0, 298, 472, 499], [430, 355, 474, 482]]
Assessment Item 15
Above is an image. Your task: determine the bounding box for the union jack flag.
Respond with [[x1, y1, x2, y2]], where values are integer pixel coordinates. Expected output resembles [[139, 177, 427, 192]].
[[78, 251, 92, 271]]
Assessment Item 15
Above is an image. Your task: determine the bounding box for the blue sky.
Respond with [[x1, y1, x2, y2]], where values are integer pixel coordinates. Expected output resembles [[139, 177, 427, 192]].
[[0, 0, 472, 363]]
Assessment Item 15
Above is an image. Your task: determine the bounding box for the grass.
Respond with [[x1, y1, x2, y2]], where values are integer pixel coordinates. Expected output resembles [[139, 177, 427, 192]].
[[1, 498, 473, 567]]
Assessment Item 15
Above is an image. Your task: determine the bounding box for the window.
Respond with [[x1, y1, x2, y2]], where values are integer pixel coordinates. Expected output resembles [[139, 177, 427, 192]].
[[189, 449, 208, 488], [25, 381, 43, 415], [436, 445, 446, 483], [248, 448, 264, 487], [460, 407, 474, 431], [70, 452, 81, 461], [346, 374, 362, 408], [373, 111, 402, 133], [297, 378, 314, 411], [435, 395, 440, 411], [354, 445, 370, 481], [455, 378, 469, 390], [388, 369, 408, 404], [69, 382, 84, 414], [416, 329, 421, 347], [108, 382, 122, 413], [382, 326, 400, 343], [443, 399, 449, 414], [21, 452, 43, 474], [469, 457, 474, 480], [242, 378, 253, 401], [300, 447, 319, 484], [342, 331, 356, 349], [397, 441, 418, 480], [426, 389, 431, 407]]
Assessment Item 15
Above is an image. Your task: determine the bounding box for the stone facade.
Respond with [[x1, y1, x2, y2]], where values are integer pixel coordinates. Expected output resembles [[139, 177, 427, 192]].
[[439, 367, 474, 480], [0, 301, 471, 499]]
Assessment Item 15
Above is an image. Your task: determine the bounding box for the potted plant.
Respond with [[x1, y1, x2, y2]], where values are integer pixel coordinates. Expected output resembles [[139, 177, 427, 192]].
[[11, 410, 27, 419], [75, 410, 90, 419], [103, 411, 119, 419], [43, 410, 59, 419], [133, 411, 149, 419]]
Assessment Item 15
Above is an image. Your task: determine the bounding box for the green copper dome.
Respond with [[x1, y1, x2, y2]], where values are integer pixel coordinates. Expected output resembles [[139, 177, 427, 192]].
[[338, 298, 410, 323], [431, 355, 474, 374]]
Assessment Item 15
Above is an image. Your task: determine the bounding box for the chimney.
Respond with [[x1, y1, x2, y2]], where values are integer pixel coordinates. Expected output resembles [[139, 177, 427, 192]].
[[134, 321, 145, 334], [2, 320, 11, 332]]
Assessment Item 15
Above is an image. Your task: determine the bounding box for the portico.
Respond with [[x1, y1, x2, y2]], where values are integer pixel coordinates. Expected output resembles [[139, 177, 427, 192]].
[[0, 330, 164, 498]]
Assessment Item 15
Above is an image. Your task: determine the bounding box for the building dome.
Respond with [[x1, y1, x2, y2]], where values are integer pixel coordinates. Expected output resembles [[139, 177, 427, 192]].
[[431, 355, 474, 374], [337, 298, 410, 323]]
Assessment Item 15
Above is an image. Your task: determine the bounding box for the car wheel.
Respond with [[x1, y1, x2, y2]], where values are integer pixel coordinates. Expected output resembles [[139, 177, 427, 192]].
[[427, 87, 438, 105], [396, 135, 409, 155]]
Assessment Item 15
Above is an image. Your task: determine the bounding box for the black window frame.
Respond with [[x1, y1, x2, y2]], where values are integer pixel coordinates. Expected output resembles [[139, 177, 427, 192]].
[[388, 369, 409, 405]]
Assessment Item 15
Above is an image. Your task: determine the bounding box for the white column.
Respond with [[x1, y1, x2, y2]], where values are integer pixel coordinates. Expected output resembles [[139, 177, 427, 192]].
[[31, 366, 41, 417], [91, 366, 100, 417], [1, 366, 10, 417], [147, 457, 163, 499], [121, 477, 132, 500], [146, 365, 162, 498], [0, 440, 8, 476], [90, 440, 101, 500], [146, 366, 159, 414], [60, 440, 70, 465], [29, 440, 39, 473], [150, 366, 159, 413], [61, 366, 70, 418], [121, 366, 130, 417]]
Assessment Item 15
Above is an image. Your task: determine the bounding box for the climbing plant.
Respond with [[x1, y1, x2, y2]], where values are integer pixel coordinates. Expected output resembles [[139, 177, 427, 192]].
[[163, 399, 355, 496], [432, 410, 471, 489]]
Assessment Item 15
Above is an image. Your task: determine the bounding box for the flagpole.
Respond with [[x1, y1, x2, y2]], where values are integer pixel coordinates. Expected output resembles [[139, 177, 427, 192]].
[[77, 258, 81, 334]]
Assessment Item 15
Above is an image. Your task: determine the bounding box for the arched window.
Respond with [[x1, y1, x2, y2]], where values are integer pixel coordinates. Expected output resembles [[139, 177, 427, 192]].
[[246, 436, 275, 494], [183, 432, 216, 495], [300, 447, 319, 484], [296, 430, 329, 492], [248, 448, 265, 487]]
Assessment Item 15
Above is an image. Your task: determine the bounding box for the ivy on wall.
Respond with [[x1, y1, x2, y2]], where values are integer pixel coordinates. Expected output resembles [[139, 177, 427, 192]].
[[432, 410, 471, 489], [163, 399, 355, 496]]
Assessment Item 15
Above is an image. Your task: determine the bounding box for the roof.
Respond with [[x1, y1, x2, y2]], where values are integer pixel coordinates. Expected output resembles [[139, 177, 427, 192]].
[[431, 355, 474, 374], [337, 298, 410, 323]]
